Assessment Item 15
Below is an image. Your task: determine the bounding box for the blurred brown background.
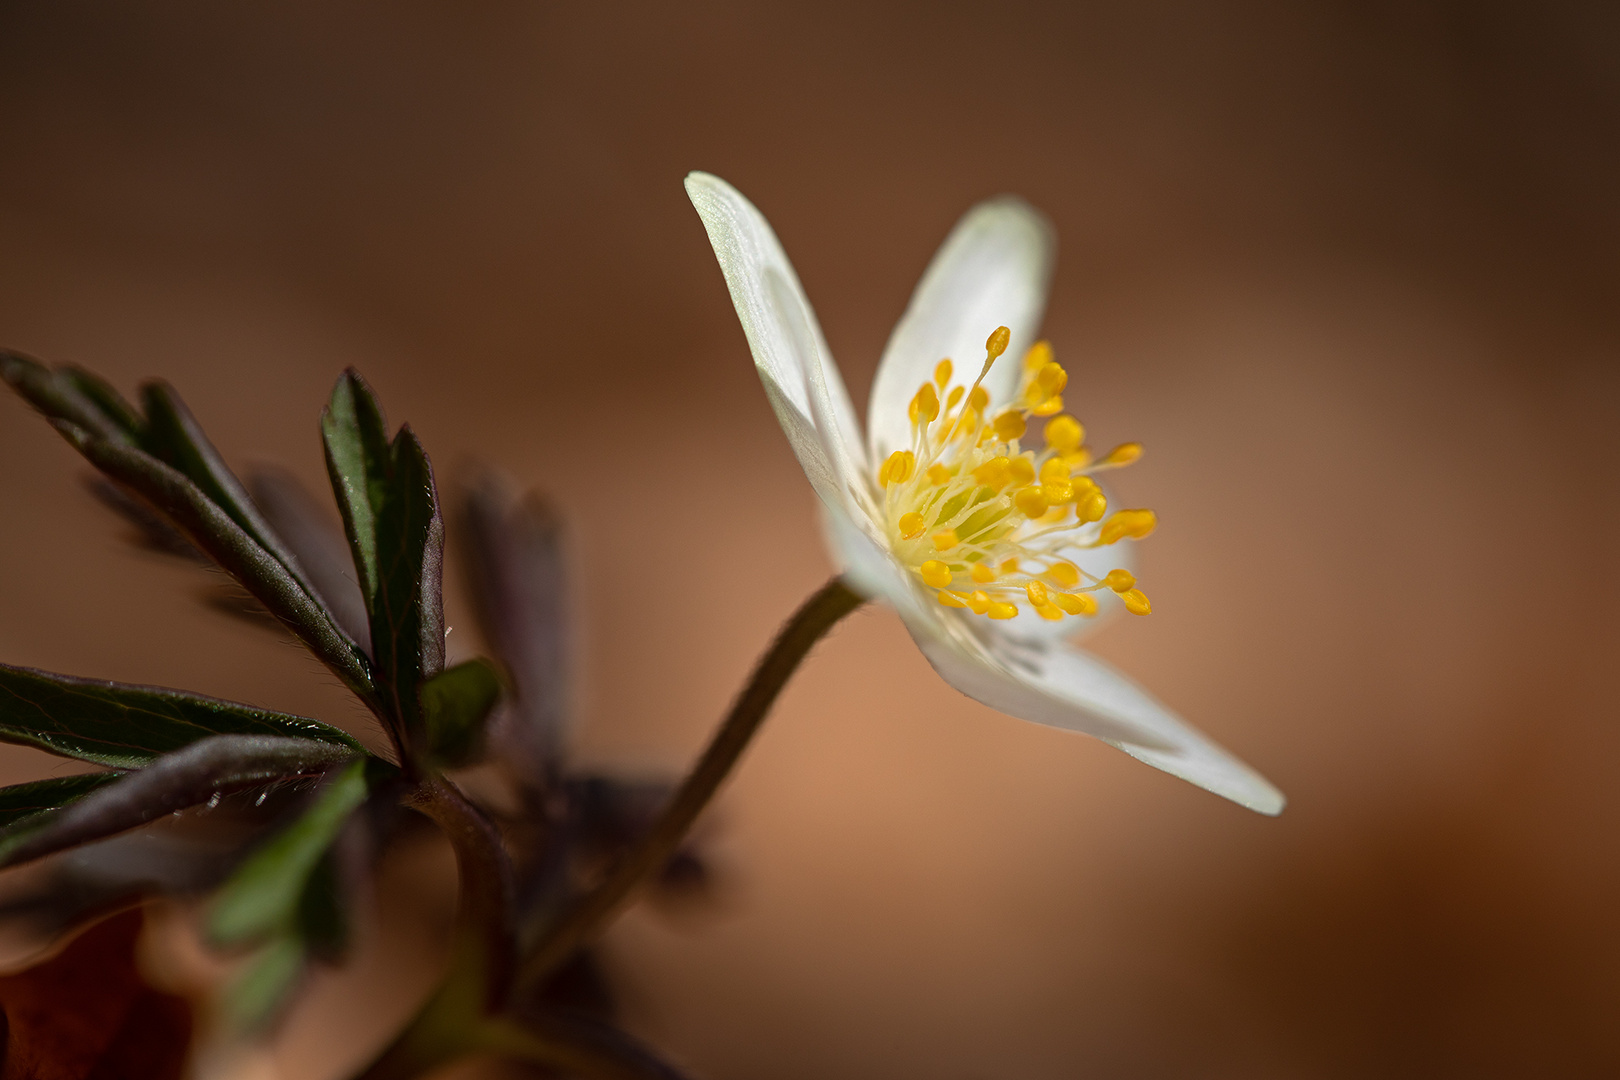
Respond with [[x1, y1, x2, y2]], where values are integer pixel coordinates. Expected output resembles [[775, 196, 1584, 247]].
[[2, 1, 1618, 1077]]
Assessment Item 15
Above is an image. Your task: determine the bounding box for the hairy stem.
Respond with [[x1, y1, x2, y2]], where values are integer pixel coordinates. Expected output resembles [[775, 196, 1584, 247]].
[[518, 576, 864, 988]]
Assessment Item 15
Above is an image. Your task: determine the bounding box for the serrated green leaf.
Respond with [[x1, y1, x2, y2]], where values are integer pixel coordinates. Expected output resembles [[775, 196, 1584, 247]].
[[0, 662, 362, 768], [0, 772, 125, 829], [0, 734, 360, 870], [320, 370, 392, 605], [421, 658, 502, 766], [208, 758, 368, 946]]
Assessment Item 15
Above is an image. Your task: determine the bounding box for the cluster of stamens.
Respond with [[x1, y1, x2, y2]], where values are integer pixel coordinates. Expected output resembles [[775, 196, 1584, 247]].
[[876, 326, 1157, 622]]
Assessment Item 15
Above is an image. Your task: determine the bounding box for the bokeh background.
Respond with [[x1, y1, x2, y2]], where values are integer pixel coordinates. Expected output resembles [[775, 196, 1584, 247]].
[[1, 1, 1618, 1077]]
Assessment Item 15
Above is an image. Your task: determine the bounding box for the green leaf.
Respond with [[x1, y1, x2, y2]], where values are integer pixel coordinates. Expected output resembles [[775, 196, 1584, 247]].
[[0, 662, 362, 768], [222, 934, 304, 1032], [421, 659, 502, 766], [0, 734, 361, 870], [0, 350, 142, 444], [0, 772, 125, 829], [320, 371, 446, 746], [320, 370, 392, 605], [60, 428, 375, 700], [208, 758, 369, 946], [138, 381, 327, 605]]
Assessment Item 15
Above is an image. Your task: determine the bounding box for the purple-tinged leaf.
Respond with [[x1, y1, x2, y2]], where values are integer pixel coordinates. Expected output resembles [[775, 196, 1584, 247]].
[[0, 734, 360, 870]]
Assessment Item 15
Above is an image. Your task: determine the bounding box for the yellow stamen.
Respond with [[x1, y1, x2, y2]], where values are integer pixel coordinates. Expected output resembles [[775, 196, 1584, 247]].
[[926, 463, 953, 485], [1041, 479, 1074, 504], [1051, 592, 1098, 616], [1121, 588, 1151, 615], [1098, 442, 1142, 467], [1008, 456, 1036, 486], [999, 558, 1019, 575], [986, 326, 1011, 360], [937, 590, 969, 608], [899, 512, 926, 540], [920, 559, 953, 588], [934, 359, 953, 387], [1030, 395, 1064, 417], [1036, 603, 1064, 621], [1013, 487, 1048, 518], [1025, 580, 1049, 606], [968, 590, 992, 615], [1098, 509, 1156, 545], [1039, 458, 1070, 484], [1102, 569, 1136, 592], [945, 386, 964, 412], [1047, 562, 1080, 588], [932, 529, 961, 551], [879, 450, 915, 486], [1077, 490, 1108, 524], [992, 410, 1027, 441], [970, 562, 997, 584], [910, 383, 940, 426], [971, 456, 1013, 489], [1036, 362, 1068, 395], [986, 601, 1019, 620], [1023, 340, 1053, 372], [1044, 415, 1084, 454]]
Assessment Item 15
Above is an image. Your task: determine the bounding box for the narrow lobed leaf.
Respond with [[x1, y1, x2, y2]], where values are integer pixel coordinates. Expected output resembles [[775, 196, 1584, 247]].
[[0, 350, 142, 445], [0, 772, 125, 829], [420, 659, 502, 767], [61, 425, 376, 701], [459, 473, 570, 783], [0, 661, 363, 768], [320, 369, 392, 608], [370, 425, 446, 742], [0, 734, 361, 871], [208, 758, 369, 947]]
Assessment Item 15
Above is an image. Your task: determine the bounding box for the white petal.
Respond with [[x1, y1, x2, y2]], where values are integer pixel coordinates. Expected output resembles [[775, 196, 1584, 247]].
[[819, 500, 932, 625], [904, 616, 1285, 815], [686, 173, 870, 515], [867, 198, 1055, 463]]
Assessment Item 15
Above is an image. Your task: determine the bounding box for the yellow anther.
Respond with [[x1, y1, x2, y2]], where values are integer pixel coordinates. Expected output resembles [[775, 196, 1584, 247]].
[[1099, 442, 1143, 467], [999, 558, 1019, 575], [971, 456, 1012, 490], [992, 410, 1027, 441], [1102, 569, 1136, 593], [1046, 562, 1081, 588], [967, 386, 989, 412], [1098, 508, 1157, 545], [1041, 480, 1074, 504], [1070, 475, 1099, 496], [1061, 449, 1092, 470], [910, 383, 940, 425], [968, 590, 992, 615], [1013, 487, 1048, 518], [932, 529, 961, 551], [1030, 395, 1064, 417], [934, 359, 953, 388], [1121, 588, 1152, 615], [926, 463, 953, 485], [1023, 339, 1054, 372], [1077, 489, 1108, 524], [937, 590, 969, 609], [969, 562, 997, 584], [945, 386, 964, 411], [987, 601, 1019, 620], [1051, 591, 1098, 616], [920, 559, 953, 588], [1044, 415, 1084, 453], [899, 512, 927, 540], [1036, 603, 1064, 621], [1036, 362, 1068, 395], [986, 326, 1011, 360], [1025, 580, 1050, 606], [879, 450, 915, 486], [1008, 456, 1036, 486], [1039, 458, 1070, 484]]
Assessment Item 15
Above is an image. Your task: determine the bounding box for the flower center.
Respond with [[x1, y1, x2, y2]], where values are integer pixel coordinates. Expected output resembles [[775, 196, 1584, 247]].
[[876, 327, 1157, 622]]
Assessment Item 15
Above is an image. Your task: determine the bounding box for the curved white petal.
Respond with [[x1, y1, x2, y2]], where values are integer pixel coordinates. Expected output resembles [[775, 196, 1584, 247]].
[[903, 614, 1284, 815], [686, 173, 870, 515], [867, 198, 1056, 463], [819, 500, 932, 625]]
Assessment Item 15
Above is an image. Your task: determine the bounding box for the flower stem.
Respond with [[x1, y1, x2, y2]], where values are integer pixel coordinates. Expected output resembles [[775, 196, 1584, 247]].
[[517, 575, 864, 988]]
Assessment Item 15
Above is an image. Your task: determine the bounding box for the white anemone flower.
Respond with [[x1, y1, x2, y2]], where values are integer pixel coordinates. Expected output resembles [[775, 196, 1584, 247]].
[[685, 172, 1283, 815]]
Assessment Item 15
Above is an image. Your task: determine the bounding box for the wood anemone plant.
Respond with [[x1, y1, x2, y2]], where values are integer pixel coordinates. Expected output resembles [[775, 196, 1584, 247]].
[[0, 353, 864, 1079]]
